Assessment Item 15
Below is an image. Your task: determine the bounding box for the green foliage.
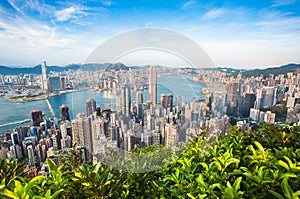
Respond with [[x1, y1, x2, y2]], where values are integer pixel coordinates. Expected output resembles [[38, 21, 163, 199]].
[[1, 123, 300, 198], [0, 158, 26, 186]]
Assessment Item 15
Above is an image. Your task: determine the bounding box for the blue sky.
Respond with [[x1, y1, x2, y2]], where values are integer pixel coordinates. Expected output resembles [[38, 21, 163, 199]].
[[0, 0, 300, 68]]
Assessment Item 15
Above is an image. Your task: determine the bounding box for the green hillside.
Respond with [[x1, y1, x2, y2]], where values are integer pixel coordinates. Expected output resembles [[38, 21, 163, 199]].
[[231, 63, 300, 78]]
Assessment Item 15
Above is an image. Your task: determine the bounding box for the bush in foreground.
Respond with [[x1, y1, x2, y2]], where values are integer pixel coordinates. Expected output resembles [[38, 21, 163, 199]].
[[0, 124, 300, 198]]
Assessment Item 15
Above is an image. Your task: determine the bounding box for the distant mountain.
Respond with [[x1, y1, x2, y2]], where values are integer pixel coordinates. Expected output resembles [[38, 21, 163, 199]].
[[80, 63, 128, 71], [231, 63, 300, 78], [1, 62, 299, 77], [0, 63, 128, 75], [0, 64, 80, 75]]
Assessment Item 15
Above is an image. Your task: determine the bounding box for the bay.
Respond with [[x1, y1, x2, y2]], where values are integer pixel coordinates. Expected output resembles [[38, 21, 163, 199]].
[[0, 74, 205, 133]]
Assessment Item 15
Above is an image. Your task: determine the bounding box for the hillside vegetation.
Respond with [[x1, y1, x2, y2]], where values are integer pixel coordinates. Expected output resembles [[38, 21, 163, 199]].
[[1, 124, 300, 198], [231, 63, 300, 78]]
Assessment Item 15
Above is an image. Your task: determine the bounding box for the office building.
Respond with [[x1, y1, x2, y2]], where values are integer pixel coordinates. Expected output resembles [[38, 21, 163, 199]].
[[249, 108, 260, 121], [121, 85, 131, 119], [27, 145, 35, 167], [86, 98, 96, 116], [149, 65, 157, 105], [31, 109, 43, 126], [160, 94, 173, 112], [71, 113, 93, 160], [243, 93, 256, 117], [256, 86, 277, 109], [136, 91, 143, 121], [264, 111, 276, 124], [226, 82, 239, 116], [60, 105, 70, 121], [60, 76, 66, 90], [287, 97, 295, 108], [41, 61, 48, 91], [48, 76, 60, 92]]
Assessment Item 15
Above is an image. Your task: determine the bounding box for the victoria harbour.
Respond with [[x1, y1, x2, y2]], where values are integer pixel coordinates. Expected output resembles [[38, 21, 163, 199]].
[[0, 74, 205, 133]]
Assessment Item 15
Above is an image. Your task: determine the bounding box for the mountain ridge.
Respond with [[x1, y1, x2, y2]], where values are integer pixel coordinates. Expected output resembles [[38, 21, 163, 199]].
[[0, 63, 299, 76], [0, 63, 128, 75]]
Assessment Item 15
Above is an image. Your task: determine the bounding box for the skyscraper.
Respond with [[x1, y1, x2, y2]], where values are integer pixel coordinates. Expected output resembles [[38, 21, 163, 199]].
[[72, 113, 93, 161], [27, 145, 35, 167], [136, 91, 143, 105], [60, 105, 70, 121], [86, 98, 96, 116], [31, 109, 43, 126], [226, 82, 239, 116], [160, 94, 173, 112], [149, 65, 157, 105], [48, 76, 60, 92], [256, 86, 277, 109], [41, 61, 48, 91], [243, 93, 256, 117], [121, 85, 131, 118], [136, 91, 143, 121], [60, 76, 66, 90]]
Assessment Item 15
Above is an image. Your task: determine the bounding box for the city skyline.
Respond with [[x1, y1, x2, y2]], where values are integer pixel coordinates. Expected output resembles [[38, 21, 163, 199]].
[[0, 0, 300, 68]]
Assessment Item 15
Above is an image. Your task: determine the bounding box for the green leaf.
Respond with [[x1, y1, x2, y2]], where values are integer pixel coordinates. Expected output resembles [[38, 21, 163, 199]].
[[0, 188, 18, 199], [254, 141, 264, 152], [278, 160, 290, 171], [93, 162, 101, 173], [268, 190, 285, 199], [212, 161, 222, 171], [283, 156, 294, 169], [198, 194, 207, 199], [74, 172, 83, 179], [187, 193, 196, 199], [26, 176, 45, 191], [233, 177, 242, 192], [46, 159, 58, 172], [281, 178, 293, 199], [51, 189, 64, 199], [279, 173, 297, 180]]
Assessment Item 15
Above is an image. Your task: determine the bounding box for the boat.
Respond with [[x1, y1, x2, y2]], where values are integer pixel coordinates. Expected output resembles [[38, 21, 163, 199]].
[[201, 88, 210, 95]]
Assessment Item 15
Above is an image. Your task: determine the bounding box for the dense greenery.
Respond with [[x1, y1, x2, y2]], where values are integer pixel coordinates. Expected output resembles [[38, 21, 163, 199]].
[[1, 124, 300, 198]]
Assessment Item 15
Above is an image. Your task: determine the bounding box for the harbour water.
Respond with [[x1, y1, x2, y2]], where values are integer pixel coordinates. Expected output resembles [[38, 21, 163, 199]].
[[0, 74, 206, 133]]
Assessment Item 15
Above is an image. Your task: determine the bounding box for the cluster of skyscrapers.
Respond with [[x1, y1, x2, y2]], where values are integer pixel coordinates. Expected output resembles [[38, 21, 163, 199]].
[[1, 64, 300, 175]]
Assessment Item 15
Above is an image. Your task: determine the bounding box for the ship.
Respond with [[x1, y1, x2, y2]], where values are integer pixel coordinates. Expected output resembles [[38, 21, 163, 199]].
[[201, 88, 210, 95]]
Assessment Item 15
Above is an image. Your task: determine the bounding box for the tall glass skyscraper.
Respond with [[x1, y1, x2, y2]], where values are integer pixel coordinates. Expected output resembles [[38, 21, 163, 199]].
[[41, 61, 48, 91], [149, 65, 157, 105], [86, 98, 96, 116]]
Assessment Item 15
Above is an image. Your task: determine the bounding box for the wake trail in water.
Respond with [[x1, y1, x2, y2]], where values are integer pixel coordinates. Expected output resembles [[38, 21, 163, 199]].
[[0, 119, 31, 128]]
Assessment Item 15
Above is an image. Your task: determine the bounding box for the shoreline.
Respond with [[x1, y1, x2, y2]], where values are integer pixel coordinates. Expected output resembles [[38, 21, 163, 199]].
[[190, 76, 212, 85], [3, 88, 90, 103], [190, 76, 225, 90]]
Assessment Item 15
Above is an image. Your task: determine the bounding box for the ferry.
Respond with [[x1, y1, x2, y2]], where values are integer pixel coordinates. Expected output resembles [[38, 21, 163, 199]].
[[201, 88, 210, 95]]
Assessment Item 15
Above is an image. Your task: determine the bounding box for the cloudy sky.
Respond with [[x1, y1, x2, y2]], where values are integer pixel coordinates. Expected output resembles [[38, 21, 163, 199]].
[[0, 0, 300, 68]]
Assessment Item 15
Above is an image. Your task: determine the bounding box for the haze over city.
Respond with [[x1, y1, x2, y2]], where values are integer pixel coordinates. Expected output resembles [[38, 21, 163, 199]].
[[0, 0, 300, 68]]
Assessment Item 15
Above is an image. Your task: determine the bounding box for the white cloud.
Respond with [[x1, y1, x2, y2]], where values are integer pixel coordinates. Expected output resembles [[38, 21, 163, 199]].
[[200, 37, 300, 68], [0, 18, 74, 48], [7, 0, 25, 16], [181, 0, 197, 9], [271, 0, 296, 7], [100, 0, 115, 6], [23, 0, 55, 16], [55, 6, 88, 22], [255, 10, 300, 32], [202, 8, 225, 19]]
